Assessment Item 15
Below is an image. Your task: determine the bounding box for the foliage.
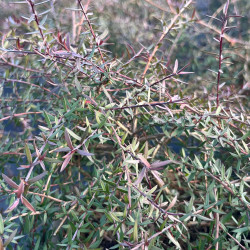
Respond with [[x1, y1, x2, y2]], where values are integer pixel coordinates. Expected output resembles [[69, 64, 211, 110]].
[[0, 0, 249, 249]]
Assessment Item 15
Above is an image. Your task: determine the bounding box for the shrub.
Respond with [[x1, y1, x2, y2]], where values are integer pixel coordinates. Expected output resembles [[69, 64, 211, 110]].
[[0, 0, 249, 249]]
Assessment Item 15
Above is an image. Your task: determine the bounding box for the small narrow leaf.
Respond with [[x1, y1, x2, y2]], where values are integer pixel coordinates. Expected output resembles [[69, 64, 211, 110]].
[[76, 149, 94, 157], [150, 160, 173, 170], [39, 161, 46, 171], [43, 111, 52, 129], [14, 180, 24, 198], [60, 154, 73, 172], [25, 144, 32, 164], [223, 0, 229, 15], [166, 230, 181, 249], [133, 167, 147, 185], [173, 59, 178, 74], [133, 219, 138, 242], [54, 147, 71, 152], [34, 144, 41, 158], [178, 71, 194, 75], [5, 199, 20, 213], [65, 129, 73, 150], [3, 229, 18, 247], [27, 171, 48, 184], [66, 128, 81, 141], [22, 197, 36, 213], [2, 174, 19, 189], [0, 214, 4, 234], [137, 154, 150, 168], [166, 195, 178, 211]]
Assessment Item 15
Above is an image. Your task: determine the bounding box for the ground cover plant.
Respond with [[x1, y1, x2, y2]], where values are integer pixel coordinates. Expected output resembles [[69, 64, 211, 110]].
[[0, 0, 249, 249]]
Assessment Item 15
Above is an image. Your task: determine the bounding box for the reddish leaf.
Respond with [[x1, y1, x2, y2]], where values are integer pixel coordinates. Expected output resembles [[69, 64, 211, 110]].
[[57, 32, 63, 43], [150, 160, 174, 170], [60, 154, 73, 172], [191, 9, 196, 20], [133, 167, 147, 185], [137, 155, 151, 168], [16, 38, 21, 50], [22, 196, 36, 213], [39, 150, 47, 161], [102, 35, 110, 44], [126, 43, 135, 55], [62, 151, 74, 159], [39, 160, 46, 171], [5, 199, 20, 213], [2, 174, 19, 189], [14, 180, 24, 198], [65, 129, 73, 150]]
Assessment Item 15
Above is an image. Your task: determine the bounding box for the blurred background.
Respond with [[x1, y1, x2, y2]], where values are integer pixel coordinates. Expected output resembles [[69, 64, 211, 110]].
[[0, 0, 249, 92]]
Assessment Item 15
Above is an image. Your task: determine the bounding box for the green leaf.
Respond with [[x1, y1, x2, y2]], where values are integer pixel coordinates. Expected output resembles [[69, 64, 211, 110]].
[[66, 127, 81, 141], [109, 212, 121, 222], [25, 143, 32, 164], [166, 230, 181, 249], [34, 236, 41, 250], [188, 171, 196, 182], [133, 219, 138, 242], [75, 77, 82, 92], [0, 214, 4, 234], [232, 226, 250, 233], [43, 111, 52, 128], [4, 229, 18, 247]]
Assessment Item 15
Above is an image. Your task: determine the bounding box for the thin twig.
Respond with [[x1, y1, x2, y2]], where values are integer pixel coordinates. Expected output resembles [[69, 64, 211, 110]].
[[141, 0, 193, 83], [0, 112, 42, 122]]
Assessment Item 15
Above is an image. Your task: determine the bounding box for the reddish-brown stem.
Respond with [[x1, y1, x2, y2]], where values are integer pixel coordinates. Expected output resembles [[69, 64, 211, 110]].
[[0, 112, 42, 122], [77, 0, 106, 66], [141, 0, 193, 83], [216, 5, 229, 107], [216, 21, 225, 107], [26, 0, 48, 52]]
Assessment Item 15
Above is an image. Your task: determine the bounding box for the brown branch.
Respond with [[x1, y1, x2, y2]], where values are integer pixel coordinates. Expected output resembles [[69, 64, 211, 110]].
[[0, 112, 42, 122], [26, 0, 48, 52], [28, 191, 64, 203], [140, 0, 193, 83], [77, 0, 106, 66]]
